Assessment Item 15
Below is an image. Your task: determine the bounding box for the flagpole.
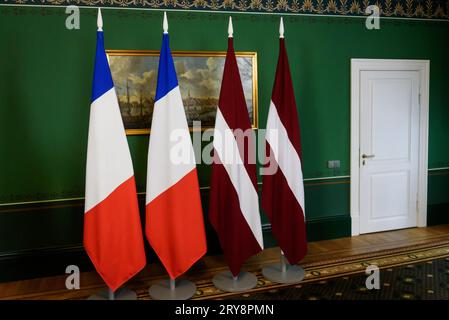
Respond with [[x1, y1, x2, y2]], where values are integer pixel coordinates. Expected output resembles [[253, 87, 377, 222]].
[[261, 18, 306, 285], [228, 16, 233, 38], [85, 9, 143, 300], [108, 288, 115, 300], [146, 13, 200, 300], [210, 15, 260, 294], [280, 251, 287, 274]]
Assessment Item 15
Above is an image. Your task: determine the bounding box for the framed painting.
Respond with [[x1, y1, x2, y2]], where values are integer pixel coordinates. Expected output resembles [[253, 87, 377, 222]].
[[106, 50, 258, 135]]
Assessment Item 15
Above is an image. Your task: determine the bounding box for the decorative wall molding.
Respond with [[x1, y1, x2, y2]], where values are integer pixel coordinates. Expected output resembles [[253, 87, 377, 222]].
[[0, 176, 351, 208], [1, 167, 448, 207], [1, 0, 448, 20]]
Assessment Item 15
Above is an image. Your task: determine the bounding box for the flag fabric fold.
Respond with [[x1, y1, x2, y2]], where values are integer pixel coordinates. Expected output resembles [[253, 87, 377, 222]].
[[262, 38, 307, 265], [209, 37, 264, 277], [84, 31, 146, 292], [145, 33, 207, 280]]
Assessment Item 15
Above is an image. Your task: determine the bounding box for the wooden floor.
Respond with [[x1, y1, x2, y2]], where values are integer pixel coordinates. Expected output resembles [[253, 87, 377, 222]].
[[1, 224, 448, 300]]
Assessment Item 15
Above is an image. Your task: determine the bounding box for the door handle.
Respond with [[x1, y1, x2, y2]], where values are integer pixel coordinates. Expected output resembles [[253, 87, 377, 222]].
[[362, 154, 375, 159]]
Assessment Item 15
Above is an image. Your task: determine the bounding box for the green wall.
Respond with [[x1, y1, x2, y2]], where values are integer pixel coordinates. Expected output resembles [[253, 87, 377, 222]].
[[0, 7, 448, 281]]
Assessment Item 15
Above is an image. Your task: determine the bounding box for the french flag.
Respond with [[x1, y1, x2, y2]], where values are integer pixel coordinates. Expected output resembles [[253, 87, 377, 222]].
[[145, 13, 207, 280], [84, 9, 146, 292]]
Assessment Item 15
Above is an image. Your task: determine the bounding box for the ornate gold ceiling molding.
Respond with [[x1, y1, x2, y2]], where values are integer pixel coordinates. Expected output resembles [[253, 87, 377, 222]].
[[1, 0, 449, 20]]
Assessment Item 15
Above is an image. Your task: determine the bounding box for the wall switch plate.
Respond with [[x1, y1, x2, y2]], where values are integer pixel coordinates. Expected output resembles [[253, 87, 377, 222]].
[[327, 160, 341, 169]]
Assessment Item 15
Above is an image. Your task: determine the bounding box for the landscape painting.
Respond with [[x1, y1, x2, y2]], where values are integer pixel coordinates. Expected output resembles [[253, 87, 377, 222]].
[[107, 50, 258, 135]]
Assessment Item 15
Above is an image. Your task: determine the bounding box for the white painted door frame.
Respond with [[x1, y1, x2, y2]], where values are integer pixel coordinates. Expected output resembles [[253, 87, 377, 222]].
[[350, 59, 430, 236]]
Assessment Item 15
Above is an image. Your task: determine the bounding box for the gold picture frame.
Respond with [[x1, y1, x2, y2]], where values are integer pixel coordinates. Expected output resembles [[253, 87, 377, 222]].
[[106, 50, 258, 135]]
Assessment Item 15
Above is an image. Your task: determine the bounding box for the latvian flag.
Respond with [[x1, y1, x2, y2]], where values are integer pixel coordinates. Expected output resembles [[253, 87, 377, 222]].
[[145, 14, 207, 280], [84, 9, 146, 292], [262, 19, 307, 265], [209, 18, 264, 277]]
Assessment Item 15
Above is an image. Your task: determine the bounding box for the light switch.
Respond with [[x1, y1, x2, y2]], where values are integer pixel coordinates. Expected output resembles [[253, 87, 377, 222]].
[[327, 160, 341, 169]]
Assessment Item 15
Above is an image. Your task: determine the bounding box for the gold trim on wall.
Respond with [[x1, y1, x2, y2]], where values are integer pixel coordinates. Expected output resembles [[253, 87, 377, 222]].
[[106, 50, 258, 135], [3, 1, 448, 21], [3, 167, 449, 207]]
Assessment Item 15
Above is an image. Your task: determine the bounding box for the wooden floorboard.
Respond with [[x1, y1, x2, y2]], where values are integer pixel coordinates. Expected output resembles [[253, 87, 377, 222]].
[[1, 224, 448, 300]]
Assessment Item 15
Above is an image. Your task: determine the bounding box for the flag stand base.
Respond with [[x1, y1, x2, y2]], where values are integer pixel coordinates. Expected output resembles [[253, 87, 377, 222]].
[[149, 278, 196, 300], [262, 254, 305, 284], [87, 288, 137, 300], [212, 271, 258, 292]]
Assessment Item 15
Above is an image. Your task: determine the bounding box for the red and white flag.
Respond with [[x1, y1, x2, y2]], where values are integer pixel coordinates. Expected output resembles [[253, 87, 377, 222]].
[[84, 9, 146, 292], [145, 13, 207, 280], [209, 17, 264, 277], [262, 18, 307, 264]]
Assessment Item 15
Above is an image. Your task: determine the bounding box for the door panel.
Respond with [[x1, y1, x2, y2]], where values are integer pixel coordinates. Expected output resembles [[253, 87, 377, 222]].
[[371, 81, 411, 161], [370, 171, 409, 220], [360, 70, 420, 234]]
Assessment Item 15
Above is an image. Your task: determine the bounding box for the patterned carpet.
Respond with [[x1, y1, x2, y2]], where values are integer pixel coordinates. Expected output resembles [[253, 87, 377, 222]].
[[181, 241, 449, 300], [5, 239, 448, 300], [227, 257, 449, 300]]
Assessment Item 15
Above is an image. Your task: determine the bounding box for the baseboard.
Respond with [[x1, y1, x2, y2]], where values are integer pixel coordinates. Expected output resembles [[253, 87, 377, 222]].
[[0, 215, 351, 283], [0, 244, 91, 283], [351, 214, 360, 236], [427, 203, 449, 226], [306, 215, 352, 242]]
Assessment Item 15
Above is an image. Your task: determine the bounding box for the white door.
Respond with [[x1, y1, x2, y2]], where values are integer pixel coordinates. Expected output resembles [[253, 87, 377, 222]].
[[359, 70, 420, 234]]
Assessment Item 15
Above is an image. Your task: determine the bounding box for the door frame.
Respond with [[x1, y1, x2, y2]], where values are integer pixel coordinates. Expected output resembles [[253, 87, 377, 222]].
[[350, 59, 430, 236]]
